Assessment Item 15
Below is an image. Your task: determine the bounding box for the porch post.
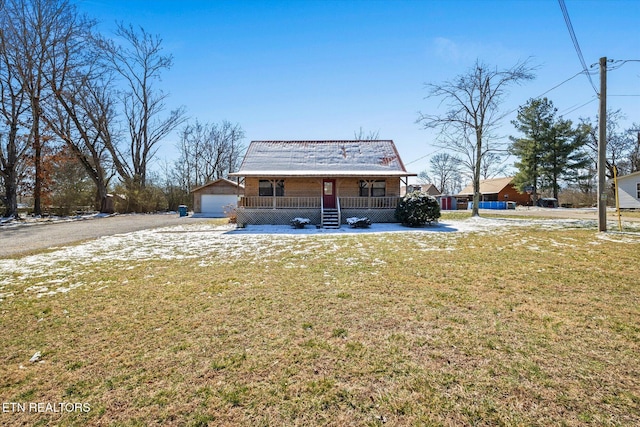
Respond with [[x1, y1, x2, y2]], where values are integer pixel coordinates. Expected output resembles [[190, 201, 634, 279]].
[[271, 179, 276, 209]]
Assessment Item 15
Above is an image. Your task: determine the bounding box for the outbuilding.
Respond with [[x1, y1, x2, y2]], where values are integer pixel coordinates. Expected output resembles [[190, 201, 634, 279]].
[[191, 178, 244, 217], [617, 171, 640, 209], [456, 176, 530, 207]]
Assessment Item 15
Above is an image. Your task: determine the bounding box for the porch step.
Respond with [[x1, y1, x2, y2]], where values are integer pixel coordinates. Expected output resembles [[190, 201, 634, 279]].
[[322, 209, 340, 229]]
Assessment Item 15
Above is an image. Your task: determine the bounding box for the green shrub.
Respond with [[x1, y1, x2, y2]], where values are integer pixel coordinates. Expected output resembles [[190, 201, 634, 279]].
[[395, 191, 440, 226]]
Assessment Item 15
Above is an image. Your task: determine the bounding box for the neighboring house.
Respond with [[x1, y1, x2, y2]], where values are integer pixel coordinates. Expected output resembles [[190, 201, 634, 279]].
[[191, 178, 244, 217], [456, 176, 530, 207], [617, 171, 640, 209], [228, 140, 416, 227], [403, 183, 440, 196]]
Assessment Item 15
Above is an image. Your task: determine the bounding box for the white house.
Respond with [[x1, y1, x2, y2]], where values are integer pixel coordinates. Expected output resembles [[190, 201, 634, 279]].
[[617, 171, 640, 209]]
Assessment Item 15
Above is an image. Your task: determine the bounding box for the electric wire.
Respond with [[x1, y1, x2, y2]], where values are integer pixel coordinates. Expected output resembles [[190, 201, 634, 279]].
[[408, 54, 639, 167], [558, 0, 599, 95], [407, 70, 593, 167]]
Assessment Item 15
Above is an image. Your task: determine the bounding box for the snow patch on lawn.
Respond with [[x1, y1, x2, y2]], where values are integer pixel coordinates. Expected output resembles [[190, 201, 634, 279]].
[[0, 217, 628, 302]]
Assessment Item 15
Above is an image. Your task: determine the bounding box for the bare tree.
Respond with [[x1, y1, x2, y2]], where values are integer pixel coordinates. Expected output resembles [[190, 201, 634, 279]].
[[0, 1, 32, 217], [175, 120, 245, 190], [428, 152, 463, 194], [630, 125, 640, 173], [97, 23, 186, 193], [2, 0, 73, 214], [26, 0, 119, 213], [418, 59, 535, 216], [45, 73, 117, 212], [4, 0, 89, 215], [480, 151, 508, 180], [581, 110, 637, 178], [353, 127, 380, 141], [0, 74, 29, 217]]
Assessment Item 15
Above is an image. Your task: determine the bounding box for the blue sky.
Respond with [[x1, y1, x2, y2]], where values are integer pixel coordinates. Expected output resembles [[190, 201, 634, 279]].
[[76, 0, 640, 178]]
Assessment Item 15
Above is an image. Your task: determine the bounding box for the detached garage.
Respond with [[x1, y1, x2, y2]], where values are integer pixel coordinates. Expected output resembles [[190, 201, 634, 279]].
[[191, 178, 244, 217]]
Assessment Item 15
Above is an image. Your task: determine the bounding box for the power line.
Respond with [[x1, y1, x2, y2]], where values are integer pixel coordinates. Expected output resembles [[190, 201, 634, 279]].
[[536, 70, 585, 98], [559, 96, 598, 116], [607, 59, 640, 71], [502, 69, 588, 118], [408, 70, 597, 167], [405, 146, 447, 166], [558, 0, 599, 95]]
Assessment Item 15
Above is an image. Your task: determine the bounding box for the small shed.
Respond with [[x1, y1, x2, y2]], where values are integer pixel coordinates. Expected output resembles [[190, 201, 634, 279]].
[[191, 178, 244, 217], [439, 195, 457, 210], [618, 171, 640, 209]]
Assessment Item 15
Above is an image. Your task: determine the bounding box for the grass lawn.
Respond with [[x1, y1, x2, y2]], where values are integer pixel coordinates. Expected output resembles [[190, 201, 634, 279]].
[[1, 217, 639, 426]]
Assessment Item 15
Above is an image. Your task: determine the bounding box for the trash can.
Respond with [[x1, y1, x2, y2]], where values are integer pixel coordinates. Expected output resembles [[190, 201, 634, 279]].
[[178, 205, 188, 217]]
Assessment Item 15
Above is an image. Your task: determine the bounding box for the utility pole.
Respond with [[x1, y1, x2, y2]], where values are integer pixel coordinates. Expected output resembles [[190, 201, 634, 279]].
[[598, 57, 607, 232]]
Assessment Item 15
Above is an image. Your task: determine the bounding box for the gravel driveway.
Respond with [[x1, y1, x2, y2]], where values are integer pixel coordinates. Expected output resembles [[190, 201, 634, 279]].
[[0, 214, 213, 258]]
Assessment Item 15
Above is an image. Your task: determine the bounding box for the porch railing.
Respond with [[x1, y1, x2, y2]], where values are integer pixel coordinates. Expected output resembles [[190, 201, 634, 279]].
[[239, 196, 321, 209], [238, 196, 401, 210], [340, 196, 401, 209]]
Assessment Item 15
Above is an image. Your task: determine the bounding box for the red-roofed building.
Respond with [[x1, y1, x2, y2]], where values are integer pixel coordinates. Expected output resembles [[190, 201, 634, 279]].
[[456, 176, 530, 207]]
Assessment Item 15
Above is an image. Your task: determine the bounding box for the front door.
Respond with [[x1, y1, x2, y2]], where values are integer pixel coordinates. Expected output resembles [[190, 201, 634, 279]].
[[323, 179, 336, 209]]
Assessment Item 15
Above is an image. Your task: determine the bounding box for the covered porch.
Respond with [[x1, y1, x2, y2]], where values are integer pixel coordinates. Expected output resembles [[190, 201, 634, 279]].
[[235, 196, 403, 227], [237, 196, 401, 209]]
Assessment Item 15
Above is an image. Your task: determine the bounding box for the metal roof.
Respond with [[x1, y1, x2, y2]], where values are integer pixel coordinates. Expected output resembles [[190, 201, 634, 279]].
[[229, 140, 416, 177], [457, 176, 515, 196]]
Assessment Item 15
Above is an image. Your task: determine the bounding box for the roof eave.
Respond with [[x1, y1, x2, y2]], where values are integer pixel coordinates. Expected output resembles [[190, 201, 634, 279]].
[[229, 171, 417, 178]]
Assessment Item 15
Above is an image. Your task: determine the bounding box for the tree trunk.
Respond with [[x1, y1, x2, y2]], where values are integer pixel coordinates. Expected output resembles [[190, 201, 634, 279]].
[[32, 103, 42, 216], [96, 183, 110, 213], [2, 169, 19, 217], [472, 130, 482, 217]]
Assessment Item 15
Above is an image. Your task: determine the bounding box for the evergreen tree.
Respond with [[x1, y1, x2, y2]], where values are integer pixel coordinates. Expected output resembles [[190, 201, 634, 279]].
[[509, 98, 555, 203], [510, 98, 589, 202], [540, 120, 590, 199]]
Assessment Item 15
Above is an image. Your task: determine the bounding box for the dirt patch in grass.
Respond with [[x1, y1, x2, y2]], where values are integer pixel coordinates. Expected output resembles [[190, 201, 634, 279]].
[[1, 220, 639, 426]]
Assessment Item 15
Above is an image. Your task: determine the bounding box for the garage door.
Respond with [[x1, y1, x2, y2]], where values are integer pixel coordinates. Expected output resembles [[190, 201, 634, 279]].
[[201, 194, 238, 217]]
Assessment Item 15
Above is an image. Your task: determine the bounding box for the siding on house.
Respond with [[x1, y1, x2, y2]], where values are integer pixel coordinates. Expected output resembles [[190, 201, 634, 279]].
[[243, 177, 401, 198], [618, 171, 640, 209]]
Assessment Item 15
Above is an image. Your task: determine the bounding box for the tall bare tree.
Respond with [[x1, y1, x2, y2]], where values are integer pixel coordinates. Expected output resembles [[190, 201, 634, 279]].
[[0, 1, 31, 217], [175, 120, 245, 190], [17, 0, 118, 213], [97, 23, 186, 194], [38, 7, 119, 212], [45, 74, 117, 212], [2, 0, 82, 214], [428, 152, 463, 194], [418, 59, 535, 216]]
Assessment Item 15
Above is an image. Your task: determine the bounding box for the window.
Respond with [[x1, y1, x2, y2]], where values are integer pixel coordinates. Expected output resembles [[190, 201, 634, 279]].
[[359, 180, 386, 197], [359, 181, 369, 197], [371, 180, 386, 197], [259, 180, 284, 197]]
